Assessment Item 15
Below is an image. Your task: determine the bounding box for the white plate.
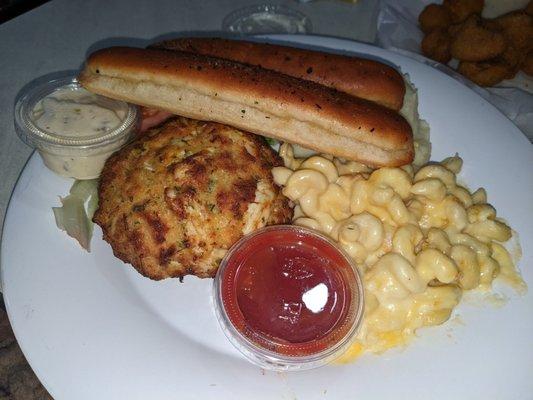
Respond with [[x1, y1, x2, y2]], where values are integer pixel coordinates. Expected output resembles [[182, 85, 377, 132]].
[[2, 36, 533, 400]]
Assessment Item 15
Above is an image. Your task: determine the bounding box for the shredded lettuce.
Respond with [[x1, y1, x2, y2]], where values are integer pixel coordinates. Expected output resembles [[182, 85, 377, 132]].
[[52, 179, 99, 251]]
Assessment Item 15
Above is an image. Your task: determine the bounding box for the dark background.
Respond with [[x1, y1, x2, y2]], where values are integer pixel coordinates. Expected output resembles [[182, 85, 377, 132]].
[[0, 0, 50, 23]]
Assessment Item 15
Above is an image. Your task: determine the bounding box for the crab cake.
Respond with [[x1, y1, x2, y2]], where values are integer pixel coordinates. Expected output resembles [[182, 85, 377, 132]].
[[94, 117, 293, 280]]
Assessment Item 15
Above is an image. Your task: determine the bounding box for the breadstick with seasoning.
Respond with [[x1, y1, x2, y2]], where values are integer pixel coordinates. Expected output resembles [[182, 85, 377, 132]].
[[79, 47, 413, 167], [150, 37, 406, 111]]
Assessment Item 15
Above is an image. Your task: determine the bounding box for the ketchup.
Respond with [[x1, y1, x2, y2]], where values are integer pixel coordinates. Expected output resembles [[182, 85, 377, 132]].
[[219, 226, 360, 357]]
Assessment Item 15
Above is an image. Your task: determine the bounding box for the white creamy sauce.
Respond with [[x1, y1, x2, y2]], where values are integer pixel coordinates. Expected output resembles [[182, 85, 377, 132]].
[[32, 87, 126, 137], [40, 152, 116, 180], [30, 86, 132, 179]]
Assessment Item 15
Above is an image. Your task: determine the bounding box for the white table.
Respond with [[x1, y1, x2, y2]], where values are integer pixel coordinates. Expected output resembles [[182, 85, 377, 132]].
[[0, 0, 379, 255]]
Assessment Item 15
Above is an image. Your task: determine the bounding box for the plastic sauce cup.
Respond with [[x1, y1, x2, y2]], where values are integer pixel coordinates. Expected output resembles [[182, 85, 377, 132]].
[[213, 225, 364, 371]]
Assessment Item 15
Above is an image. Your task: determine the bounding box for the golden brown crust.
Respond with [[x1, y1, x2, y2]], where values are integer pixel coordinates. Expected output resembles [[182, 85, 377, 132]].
[[421, 29, 452, 64], [149, 38, 406, 111], [499, 45, 523, 79], [521, 51, 533, 75], [457, 60, 510, 86], [94, 117, 292, 280], [419, 4, 452, 33], [450, 15, 506, 61], [79, 47, 414, 167], [443, 0, 484, 24], [495, 11, 533, 52]]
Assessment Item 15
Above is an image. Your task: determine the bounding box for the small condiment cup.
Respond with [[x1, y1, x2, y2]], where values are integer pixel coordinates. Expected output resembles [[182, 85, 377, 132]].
[[213, 225, 364, 371], [14, 75, 139, 180]]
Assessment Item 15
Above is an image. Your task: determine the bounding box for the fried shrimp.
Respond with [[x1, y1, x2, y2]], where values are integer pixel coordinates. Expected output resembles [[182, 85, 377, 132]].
[[495, 11, 533, 52], [419, 0, 533, 85], [458, 60, 511, 86], [443, 0, 484, 23], [522, 52, 533, 75], [419, 4, 452, 33], [499, 45, 523, 79], [450, 15, 506, 61], [422, 29, 452, 63]]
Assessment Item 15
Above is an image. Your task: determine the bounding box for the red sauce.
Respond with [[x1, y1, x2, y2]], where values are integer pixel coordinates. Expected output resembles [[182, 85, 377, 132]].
[[220, 226, 360, 356]]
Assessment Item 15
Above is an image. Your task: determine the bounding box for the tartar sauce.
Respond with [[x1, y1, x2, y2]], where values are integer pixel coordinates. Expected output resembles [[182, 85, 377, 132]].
[[15, 76, 138, 180], [32, 88, 126, 138]]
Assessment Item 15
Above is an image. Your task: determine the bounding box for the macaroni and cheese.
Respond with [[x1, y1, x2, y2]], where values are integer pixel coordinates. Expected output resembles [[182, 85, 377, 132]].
[[273, 143, 525, 359]]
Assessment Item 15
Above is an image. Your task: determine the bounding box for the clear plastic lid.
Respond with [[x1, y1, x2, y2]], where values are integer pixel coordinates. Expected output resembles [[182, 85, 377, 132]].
[[222, 4, 312, 34], [14, 75, 138, 152]]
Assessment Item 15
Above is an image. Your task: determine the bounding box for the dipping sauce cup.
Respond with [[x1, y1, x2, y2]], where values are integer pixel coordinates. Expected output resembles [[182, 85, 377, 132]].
[[214, 225, 364, 371], [14, 75, 139, 180]]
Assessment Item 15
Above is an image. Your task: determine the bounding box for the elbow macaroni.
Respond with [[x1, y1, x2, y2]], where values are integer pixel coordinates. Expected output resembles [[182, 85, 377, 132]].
[[274, 143, 525, 357]]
